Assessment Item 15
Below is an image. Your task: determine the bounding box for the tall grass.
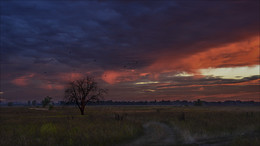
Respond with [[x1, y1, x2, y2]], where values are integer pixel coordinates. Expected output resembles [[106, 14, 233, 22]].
[[0, 106, 259, 145], [0, 107, 142, 146], [167, 107, 260, 139]]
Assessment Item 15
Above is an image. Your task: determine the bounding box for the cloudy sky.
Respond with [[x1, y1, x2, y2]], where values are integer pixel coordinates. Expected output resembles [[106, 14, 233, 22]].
[[0, 0, 259, 102]]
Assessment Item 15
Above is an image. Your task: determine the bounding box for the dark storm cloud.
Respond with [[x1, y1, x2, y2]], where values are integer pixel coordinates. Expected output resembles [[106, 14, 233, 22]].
[[2, 0, 258, 68], [1, 0, 259, 101]]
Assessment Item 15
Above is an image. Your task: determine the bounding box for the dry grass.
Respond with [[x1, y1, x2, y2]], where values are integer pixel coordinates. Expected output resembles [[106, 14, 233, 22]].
[[0, 106, 259, 145], [0, 107, 142, 146]]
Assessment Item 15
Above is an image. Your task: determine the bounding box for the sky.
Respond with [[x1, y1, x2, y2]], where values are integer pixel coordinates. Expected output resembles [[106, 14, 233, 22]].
[[0, 0, 259, 102]]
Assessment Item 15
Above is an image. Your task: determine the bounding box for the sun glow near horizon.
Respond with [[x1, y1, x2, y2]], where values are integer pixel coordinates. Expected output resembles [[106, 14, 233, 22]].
[[175, 65, 259, 79], [200, 65, 260, 79]]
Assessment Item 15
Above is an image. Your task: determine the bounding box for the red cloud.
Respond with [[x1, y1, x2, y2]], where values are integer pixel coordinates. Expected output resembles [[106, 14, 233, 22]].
[[101, 36, 259, 84], [11, 72, 83, 90], [102, 70, 139, 84], [181, 36, 259, 71], [147, 36, 259, 74], [11, 74, 35, 86]]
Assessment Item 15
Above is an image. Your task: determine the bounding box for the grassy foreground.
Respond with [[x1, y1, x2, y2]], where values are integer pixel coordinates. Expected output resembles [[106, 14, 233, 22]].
[[0, 106, 260, 146]]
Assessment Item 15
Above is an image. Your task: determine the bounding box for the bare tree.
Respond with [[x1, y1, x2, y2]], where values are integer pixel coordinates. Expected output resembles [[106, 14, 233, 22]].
[[64, 76, 107, 115]]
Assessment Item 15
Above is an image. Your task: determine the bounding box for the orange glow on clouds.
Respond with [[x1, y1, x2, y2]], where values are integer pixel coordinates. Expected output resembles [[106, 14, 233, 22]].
[[102, 70, 138, 84], [11, 72, 84, 90], [182, 36, 259, 71], [101, 36, 259, 84], [11, 74, 35, 86], [147, 36, 259, 74]]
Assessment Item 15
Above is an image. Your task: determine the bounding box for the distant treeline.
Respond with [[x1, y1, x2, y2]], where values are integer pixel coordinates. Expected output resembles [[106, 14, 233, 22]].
[[1, 100, 259, 106], [60, 100, 260, 106]]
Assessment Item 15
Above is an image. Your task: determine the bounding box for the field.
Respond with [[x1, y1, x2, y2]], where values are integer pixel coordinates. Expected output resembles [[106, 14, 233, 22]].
[[0, 106, 260, 146]]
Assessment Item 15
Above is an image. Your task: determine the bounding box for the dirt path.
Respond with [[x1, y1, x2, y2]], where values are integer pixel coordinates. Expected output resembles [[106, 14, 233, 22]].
[[124, 121, 177, 146], [124, 121, 259, 146]]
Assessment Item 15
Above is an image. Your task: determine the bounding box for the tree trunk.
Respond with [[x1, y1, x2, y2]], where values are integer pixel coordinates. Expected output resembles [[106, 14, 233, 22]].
[[80, 108, 84, 115], [79, 100, 85, 115]]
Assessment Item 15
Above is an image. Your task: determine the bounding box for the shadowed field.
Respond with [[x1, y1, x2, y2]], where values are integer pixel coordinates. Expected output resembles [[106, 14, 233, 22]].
[[0, 106, 260, 146]]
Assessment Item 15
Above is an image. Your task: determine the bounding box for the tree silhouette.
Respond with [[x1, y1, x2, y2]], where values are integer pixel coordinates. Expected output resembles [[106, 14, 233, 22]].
[[42, 96, 52, 107], [64, 76, 107, 115], [32, 100, 37, 106], [194, 99, 203, 106], [27, 100, 31, 106]]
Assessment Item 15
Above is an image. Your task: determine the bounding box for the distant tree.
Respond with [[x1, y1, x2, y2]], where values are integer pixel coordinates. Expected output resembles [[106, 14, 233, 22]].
[[32, 100, 37, 106], [194, 99, 203, 106], [7, 102, 13, 106], [27, 100, 31, 106], [42, 96, 52, 108], [64, 76, 107, 115]]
